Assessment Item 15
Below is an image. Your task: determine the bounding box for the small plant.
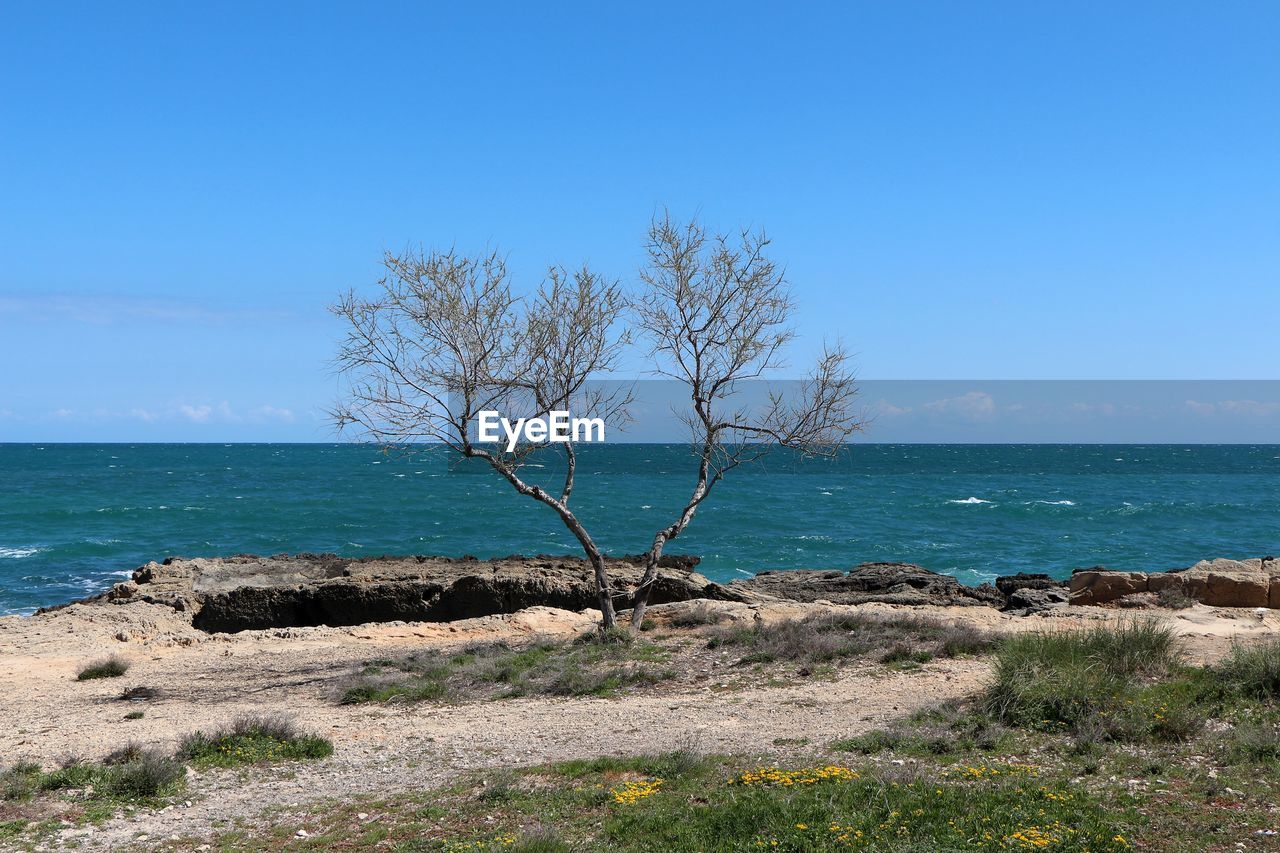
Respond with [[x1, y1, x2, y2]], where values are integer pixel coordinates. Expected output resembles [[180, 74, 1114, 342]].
[[76, 656, 130, 681], [123, 710, 145, 720], [178, 714, 333, 768], [1, 762, 41, 801], [667, 602, 729, 628], [508, 827, 572, 852]]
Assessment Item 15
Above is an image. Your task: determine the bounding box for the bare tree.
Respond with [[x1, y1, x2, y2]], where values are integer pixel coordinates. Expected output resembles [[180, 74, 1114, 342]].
[[331, 248, 631, 629], [627, 214, 864, 627]]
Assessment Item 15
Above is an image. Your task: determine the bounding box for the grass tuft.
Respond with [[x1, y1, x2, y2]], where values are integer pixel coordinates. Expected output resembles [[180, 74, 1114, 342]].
[[76, 656, 130, 681], [1215, 638, 1280, 700], [984, 620, 1182, 730]]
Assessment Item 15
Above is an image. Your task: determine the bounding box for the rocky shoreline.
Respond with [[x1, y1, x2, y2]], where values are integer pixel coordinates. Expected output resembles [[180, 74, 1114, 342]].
[[43, 552, 1280, 632]]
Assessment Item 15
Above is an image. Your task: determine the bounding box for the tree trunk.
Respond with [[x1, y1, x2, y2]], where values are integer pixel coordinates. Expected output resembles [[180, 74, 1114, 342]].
[[628, 535, 667, 629], [588, 549, 618, 631], [554, 508, 617, 631]]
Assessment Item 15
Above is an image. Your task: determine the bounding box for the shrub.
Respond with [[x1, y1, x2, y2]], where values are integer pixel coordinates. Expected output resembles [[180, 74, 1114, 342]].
[[178, 714, 333, 768], [1215, 638, 1280, 700], [939, 625, 997, 657], [1221, 719, 1280, 763], [1156, 587, 1197, 610], [100, 751, 184, 798], [76, 656, 130, 681]]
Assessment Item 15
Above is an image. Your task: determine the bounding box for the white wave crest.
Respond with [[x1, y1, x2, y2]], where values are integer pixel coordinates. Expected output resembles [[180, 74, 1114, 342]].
[[947, 497, 992, 505], [0, 547, 41, 559], [1033, 500, 1076, 506]]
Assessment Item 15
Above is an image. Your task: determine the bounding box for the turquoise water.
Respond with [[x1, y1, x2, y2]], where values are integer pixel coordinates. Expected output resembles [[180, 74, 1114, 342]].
[[2, 443, 1278, 615]]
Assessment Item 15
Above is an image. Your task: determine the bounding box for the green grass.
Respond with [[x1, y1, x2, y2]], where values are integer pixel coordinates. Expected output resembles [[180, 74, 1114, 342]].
[[194, 750, 1133, 851], [833, 703, 1014, 757], [178, 714, 334, 768], [830, 627, 1280, 849], [983, 620, 1184, 731], [341, 633, 676, 704], [75, 655, 130, 680]]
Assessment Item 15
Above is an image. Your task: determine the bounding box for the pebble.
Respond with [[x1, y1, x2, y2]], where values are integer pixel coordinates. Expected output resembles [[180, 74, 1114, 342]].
[[296, 829, 309, 838]]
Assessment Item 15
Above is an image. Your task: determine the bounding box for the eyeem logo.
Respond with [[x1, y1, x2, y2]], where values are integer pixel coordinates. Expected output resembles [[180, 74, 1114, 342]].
[[477, 411, 606, 452]]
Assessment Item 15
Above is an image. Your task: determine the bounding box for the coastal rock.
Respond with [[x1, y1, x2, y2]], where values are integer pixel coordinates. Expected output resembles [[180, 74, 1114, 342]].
[[1067, 557, 1280, 609], [1067, 569, 1148, 605], [995, 573, 1062, 596], [88, 553, 746, 633], [1003, 586, 1070, 615], [1173, 558, 1275, 608], [733, 563, 1003, 608]]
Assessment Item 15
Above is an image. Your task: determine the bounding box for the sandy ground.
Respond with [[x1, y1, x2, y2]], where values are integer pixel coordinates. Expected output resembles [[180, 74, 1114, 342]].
[[4, 598, 1280, 849]]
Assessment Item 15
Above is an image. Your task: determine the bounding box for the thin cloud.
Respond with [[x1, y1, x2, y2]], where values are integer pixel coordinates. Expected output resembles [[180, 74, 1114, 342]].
[[867, 399, 911, 417], [923, 391, 996, 421], [179, 404, 214, 423], [1186, 399, 1280, 416], [40, 402, 298, 426]]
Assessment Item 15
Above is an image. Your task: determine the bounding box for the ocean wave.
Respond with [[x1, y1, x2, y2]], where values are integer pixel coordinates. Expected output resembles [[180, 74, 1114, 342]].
[[0, 547, 41, 559], [1031, 500, 1076, 506], [947, 497, 992, 505]]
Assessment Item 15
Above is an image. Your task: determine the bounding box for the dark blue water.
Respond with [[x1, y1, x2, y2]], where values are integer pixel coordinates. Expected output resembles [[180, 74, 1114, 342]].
[[2, 443, 1278, 615]]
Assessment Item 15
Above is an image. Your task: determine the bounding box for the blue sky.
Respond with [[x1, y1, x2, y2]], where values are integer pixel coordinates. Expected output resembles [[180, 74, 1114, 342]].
[[1, 2, 1277, 441]]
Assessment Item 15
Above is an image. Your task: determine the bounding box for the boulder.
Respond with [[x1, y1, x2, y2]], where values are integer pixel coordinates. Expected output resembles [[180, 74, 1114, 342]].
[[1003, 586, 1069, 615], [1067, 569, 1148, 605], [1175, 560, 1271, 608]]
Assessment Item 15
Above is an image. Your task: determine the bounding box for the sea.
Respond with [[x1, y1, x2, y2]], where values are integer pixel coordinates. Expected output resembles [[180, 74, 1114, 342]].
[[2, 443, 1278, 616]]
